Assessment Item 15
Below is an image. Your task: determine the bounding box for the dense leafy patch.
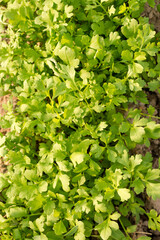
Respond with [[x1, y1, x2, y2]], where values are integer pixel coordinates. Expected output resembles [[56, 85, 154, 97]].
[[0, 0, 160, 239]]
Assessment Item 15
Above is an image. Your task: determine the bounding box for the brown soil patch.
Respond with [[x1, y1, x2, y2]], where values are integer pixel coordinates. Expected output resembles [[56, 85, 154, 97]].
[[142, 0, 160, 32], [0, 94, 17, 134]]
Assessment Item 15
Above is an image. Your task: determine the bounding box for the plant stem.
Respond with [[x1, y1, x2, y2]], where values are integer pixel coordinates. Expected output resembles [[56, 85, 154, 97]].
[[90, 235, 101, 239], [119, 218, 132, 240], [135, 231, 152, 235], [119, 107, 160, 120], [141, 112, 160, 120], [96, 0, 108, 15]]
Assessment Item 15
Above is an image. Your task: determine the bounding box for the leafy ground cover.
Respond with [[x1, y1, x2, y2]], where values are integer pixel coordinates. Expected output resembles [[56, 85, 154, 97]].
[[0, 0, 160, 239]]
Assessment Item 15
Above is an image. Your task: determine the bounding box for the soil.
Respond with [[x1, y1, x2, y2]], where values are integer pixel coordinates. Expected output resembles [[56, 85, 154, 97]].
[[142, 0, 160, 32], [0, 94, 17, 135], [130, 91, 160, 239], [131, 2, 160, 239], [0, 1, 160, 239]]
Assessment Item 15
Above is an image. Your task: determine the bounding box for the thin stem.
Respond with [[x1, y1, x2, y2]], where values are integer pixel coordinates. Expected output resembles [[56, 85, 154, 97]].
[[135, 231, 152, 235], [99, 67, 110, 71], [141, 112, 160, 120], [90, 235, 101, 238], [119, 107, 160, 120], [96, 0, 108, 15], [119, 218, 132, 240]]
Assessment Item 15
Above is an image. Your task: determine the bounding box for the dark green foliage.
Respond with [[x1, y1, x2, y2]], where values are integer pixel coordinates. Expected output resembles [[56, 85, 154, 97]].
[[0, 0, 160, 239]]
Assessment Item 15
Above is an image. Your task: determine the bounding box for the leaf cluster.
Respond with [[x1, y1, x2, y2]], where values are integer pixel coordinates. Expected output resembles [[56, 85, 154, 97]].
[[0, 0, 160, 239]]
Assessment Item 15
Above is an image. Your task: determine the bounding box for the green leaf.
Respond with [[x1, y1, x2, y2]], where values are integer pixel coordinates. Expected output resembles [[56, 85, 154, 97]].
[[0, 146, 7, 157], [84, 220, 93, 237], [132, 179, 145, 194], [24, 48, 40, 62], [33, 234, 48, 240], [80, 69, 90, 85], [38, 181, 48, 193], [59, 173, 70, 192], [5, 9, 21, 24], [111, 229, 126, 240], [27, 195, 44, 212], [64, 226, 78, 237], [70, 152, 85, 167], [149, 209, 157, 218], [119, 122, 130, 133], [130, 126, 145, 143], [9, 207, 27, 218], [110, 212, 121, 221], [56, 160, 72, 172], [108, 5, 116, 16], [90, 35, 104, 50], [134, 117, 148, 127], [130, 154, 142, 169], [65, 5, 73, 18], [90, 143, 104, 159], [13, 228, 21, 239], [0, 136, 5, 146], [148, 80, 160, 91], [109, 220, 119, 230], [128, 63, 144, 77], [111, 169, 123, 187], [121, 50, 133, 61], [0, 176, 9, 191], [134, 52, 146, 61], [119, 3, 127, 14], [46, 231, 63, 240], [107, 149, 117, 162], [95, 220, 112, 240], [133, 62, 143, 74], [148, 218, 156, 230], [145, 169, 160, 181], [101, 0, 110, 2], [53, 82, 67, 99], [127, 225, 137, 233], [95, 178, 108, 191], [87, 160, 101, 176], [145, 42, 158, 56], [137, 237, 151, 240], [146, 182, 160, 200], [147, 0, 155, 7], [145, 122, 160, 139], [117, 188, 131, 202], [157, 4, 160, 12], [54, 220, 67, 235], [121, 19, 138, 38], [74, 106, 84, 118], [35, 216, 45, 232], [97, 122, 108, 131], [24, 169, 37, 181], [54, 44, 79, 68], [93, 101, 105, 113], [74, 221, 85, 240], [147, 105, 156, 115], [74, 162, 88, 173], [109, 32, 120, 44], [94, 212, 104, 224], [44, 201, 55, 215]]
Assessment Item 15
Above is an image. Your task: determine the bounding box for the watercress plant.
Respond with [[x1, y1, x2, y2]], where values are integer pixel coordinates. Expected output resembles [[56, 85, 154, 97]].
[[0, 0, 160, 239]]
